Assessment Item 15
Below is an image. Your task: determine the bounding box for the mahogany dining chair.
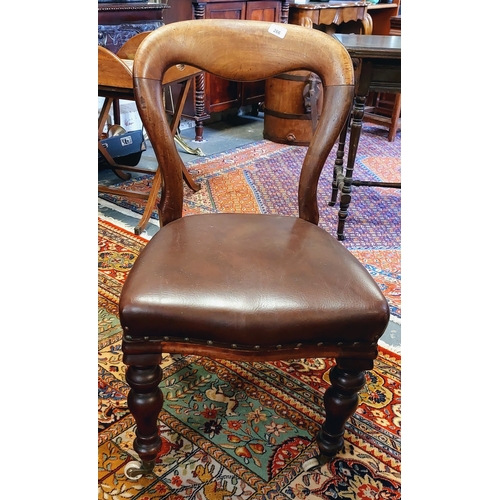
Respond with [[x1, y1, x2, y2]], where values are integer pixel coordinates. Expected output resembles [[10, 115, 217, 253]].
[[118, 19, 390, 479]]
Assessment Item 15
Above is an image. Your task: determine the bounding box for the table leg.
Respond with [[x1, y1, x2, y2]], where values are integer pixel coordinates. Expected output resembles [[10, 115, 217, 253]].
[[112, 99, 121, 126], [98, 97, 112, 139], [336, 95, 365, 240], [98, 98, 132, 181], [133, 169, 162, 235], [387, 93, 401, 143], [330, 116, 349, 208], [194, 73, 207, 142], [166, 79, 202, 192], [334, 60, 371, 241]]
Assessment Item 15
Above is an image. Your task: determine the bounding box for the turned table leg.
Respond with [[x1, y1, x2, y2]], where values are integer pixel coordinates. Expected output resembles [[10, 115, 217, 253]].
[[330, 116, 349, 208], [336, 59, 371, 241]]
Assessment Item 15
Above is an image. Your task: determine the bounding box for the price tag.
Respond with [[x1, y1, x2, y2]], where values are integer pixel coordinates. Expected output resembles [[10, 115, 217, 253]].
[[268, 24, 287, 39]]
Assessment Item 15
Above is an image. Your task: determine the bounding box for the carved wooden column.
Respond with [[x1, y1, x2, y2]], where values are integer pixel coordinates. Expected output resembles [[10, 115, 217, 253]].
[[280, 0, 290, 24], [192, 3, 210, 141], [179, 0, 290, 128]]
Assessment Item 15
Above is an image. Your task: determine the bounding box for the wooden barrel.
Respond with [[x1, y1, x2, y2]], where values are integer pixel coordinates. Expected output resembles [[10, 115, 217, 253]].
[[263, 70, 323, 146]]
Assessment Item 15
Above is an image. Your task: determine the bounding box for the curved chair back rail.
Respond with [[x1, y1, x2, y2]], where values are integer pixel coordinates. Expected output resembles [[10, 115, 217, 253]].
[[132, 19, 355, 226]]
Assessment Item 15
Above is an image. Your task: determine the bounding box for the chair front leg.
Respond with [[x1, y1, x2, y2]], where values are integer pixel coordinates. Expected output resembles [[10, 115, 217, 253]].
[[316, 361, 367, 458], [125, 362, 163, 475], [302, 357, 374, 471]]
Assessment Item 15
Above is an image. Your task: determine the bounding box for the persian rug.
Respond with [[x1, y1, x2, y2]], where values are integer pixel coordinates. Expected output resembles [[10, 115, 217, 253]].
[[98, 219, 401, 500], [98, 125, 401, 319]]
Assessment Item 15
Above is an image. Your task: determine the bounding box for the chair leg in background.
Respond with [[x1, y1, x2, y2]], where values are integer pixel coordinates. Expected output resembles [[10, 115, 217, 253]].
[[387, 93, 401, 142]]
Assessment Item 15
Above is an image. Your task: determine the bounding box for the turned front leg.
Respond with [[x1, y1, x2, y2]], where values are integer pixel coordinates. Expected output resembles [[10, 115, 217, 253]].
[[125, 364, 163, 470], [316, 362, 367, 458]]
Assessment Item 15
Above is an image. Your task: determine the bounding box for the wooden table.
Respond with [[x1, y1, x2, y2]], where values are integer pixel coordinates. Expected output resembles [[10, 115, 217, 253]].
[[329, 33, 401, 240], [289, 1, 372, 34], [98, 44, 203, 235]]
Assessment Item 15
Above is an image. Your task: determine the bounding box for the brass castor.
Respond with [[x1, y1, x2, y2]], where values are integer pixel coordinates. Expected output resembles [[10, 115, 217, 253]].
[[302, 454, 330, 472], [123, 459, 155, 480]]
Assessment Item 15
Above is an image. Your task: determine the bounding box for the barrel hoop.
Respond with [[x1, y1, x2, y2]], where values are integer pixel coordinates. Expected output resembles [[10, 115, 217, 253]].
[[263, 107, 312, 120]]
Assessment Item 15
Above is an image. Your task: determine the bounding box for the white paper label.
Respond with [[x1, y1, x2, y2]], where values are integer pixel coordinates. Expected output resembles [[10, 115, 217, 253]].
[[268, 24, 287, 39]]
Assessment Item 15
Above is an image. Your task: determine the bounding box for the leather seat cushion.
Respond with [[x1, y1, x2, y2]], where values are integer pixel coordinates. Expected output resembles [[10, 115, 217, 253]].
[[119, 213, 389, 346]]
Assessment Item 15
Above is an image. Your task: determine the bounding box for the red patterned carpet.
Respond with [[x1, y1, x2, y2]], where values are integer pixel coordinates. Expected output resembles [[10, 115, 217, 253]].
[[98, 219, 401, 499]]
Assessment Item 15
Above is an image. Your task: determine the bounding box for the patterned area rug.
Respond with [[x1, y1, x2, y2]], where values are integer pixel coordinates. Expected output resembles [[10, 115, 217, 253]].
[[98, 219, 401, 499], [98, 125, 401, 318]]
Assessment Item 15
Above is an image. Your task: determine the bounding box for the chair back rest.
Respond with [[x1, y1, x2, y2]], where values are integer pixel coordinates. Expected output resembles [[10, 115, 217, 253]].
[[133, 19, 354, 226]]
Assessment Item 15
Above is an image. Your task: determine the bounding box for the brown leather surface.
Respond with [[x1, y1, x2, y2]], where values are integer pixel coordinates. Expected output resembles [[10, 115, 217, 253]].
[[120, 213, 389, 347]]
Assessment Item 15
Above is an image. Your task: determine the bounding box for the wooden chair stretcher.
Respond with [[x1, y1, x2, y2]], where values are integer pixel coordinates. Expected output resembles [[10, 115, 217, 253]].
[[98, 44, 204, 235]]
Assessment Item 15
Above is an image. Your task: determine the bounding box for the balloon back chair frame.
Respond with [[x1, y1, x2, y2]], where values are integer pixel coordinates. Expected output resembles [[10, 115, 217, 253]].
[[119, 19, 390, 479]]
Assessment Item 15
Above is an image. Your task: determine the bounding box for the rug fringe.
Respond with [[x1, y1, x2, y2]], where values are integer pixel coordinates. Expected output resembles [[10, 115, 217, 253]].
[[378, 339, 401, 355], [97, 211, 139, 235], [98, 200, 157, 240], [390, 315, 401, 325]]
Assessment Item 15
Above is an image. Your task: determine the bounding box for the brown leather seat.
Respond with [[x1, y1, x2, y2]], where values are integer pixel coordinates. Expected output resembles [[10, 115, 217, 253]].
[[122, 213, 387, 347], [119, 19, 390, 479]]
